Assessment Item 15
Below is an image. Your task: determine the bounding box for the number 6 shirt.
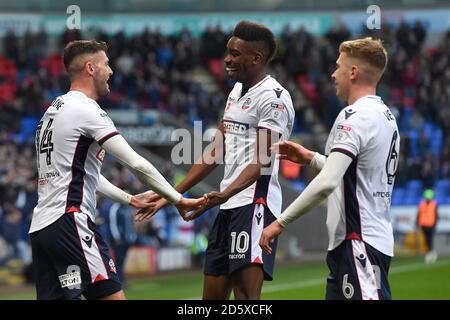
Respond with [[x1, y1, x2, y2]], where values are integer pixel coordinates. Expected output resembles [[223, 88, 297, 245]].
[[325, 95, 400, 256], [30, 91, 119, 233]]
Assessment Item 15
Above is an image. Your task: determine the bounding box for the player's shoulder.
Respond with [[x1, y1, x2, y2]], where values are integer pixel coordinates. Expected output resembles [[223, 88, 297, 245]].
[[61, 91, 104, 115], [260, 76, 290, 96], [340, 96, 381, 121]]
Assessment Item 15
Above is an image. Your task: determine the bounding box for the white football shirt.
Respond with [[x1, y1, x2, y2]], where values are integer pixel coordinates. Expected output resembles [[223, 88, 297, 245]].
[[30, 91, 119, 233], [325, 95, 400, 256], [220, 75, 295, 216]]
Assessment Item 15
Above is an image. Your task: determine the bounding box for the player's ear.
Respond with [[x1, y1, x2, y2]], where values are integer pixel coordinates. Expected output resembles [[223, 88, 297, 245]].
[[85, 61, 95, 76], [350, 65, 359, 80], [253, 50, 264, 65]]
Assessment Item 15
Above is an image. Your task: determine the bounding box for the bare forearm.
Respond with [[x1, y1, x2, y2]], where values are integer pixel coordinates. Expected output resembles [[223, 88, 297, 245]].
[[176, 124, 224, 194], [176, 162, 219, 194], [221, 163, 261, 199]]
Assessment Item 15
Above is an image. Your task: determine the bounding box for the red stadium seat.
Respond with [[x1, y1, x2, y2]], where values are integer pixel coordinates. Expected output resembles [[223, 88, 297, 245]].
[[296, 74, 318, 106], [208, 58, 224, 80]]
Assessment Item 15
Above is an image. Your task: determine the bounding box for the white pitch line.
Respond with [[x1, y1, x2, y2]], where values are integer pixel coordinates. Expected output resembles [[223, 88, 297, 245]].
[[183, 258, 450, 300]]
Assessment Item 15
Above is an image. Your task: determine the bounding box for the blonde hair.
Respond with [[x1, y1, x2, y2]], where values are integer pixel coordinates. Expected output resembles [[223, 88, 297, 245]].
[[339, 37, 388, 80]]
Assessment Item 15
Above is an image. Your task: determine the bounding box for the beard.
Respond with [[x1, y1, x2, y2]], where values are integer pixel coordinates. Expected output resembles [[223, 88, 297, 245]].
[[94, 75, 110, 97]]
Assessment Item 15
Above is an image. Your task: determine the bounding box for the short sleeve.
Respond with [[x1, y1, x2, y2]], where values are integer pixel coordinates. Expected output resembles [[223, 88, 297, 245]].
[[257, 91, 292, 134], [79, 104, 119, 145], [329, 108, 370, 159]]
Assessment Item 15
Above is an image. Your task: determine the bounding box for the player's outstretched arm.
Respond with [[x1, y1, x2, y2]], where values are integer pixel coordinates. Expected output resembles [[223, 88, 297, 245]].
[[272, 140, 326, 170], [135, 123, 225, 221], [185, 129, 271, 221], [259, 151, 352, 254], [97, 174, 157, 211], [101, 135, 206, 218]]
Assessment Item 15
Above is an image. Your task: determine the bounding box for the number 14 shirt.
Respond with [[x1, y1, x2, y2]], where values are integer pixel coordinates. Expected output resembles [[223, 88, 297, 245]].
[[30, 91, 119, 233]]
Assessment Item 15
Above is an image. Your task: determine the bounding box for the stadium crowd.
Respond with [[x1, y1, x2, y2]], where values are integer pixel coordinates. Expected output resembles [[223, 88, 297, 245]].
[[1, 21, 449, 268]]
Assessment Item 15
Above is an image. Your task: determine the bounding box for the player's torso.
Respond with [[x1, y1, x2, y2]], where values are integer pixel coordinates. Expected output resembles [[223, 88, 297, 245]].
[[222, 86, 260, 171], [220, 76, 294, 213], [325, 96, 399, 255], [31, 92, 105, 232]]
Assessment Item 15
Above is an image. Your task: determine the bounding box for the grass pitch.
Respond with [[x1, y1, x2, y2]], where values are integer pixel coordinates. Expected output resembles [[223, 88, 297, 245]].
[[1, 256, 449, 300]]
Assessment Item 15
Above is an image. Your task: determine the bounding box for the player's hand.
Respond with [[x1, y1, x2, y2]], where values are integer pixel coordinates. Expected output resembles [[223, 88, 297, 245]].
[[132, 190, 162, 204], [259, 220, 285, 255], [129, 193, 158, 211], [176, 196, 208, 221], [185, 191, 228, 221], [135, 197, 168, 222], [271, 141, 315, 165]]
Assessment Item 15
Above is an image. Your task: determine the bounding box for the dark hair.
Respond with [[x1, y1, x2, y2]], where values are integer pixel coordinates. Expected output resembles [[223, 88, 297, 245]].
[[63, 40, 108, 76], [232, 20, 277, 62]]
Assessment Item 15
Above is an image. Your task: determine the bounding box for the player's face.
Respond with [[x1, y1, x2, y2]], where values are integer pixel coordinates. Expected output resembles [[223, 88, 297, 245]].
[[93, 51, 113, 97], [331, 53, 350, 102], [223, 36, 256, 83]]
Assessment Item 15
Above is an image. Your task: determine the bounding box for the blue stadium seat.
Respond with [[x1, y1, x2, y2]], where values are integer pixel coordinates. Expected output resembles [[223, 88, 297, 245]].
[[435, 189, 448, 200], [433, 128, 443, 141], [431, 139, 442, 157], [436, 195, 446, 205], [391, 187, 405, 206], [291, 181, 305, 192], [408, 130, 419, 140], [19, 117, 39, 143], [407, 180, 423, 191], [444, 196, 450, 205], [392, 187, 406, 197], [423, 122, 434, 139], [404, 194, 420, 205], [435, 179, 450, 190], [391, 195, 403, 206]]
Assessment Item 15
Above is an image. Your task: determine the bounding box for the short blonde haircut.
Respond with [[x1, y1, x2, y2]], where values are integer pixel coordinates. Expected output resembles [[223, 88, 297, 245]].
[[339, 37, 388, 80]]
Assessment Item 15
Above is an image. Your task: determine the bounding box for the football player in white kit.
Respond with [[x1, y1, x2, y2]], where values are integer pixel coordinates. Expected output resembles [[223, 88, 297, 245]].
[[136, 21, 295, 299], [260, 38, 399, 300], [29, 40, 205, 300]]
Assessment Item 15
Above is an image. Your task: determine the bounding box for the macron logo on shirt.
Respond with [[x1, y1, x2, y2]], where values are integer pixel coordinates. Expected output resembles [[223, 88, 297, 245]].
[[345, 109, 356, 119]]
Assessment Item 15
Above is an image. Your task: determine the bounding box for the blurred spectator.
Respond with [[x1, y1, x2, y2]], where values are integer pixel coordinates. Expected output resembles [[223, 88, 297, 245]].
[[108, 202, 137, 285], [1, 21, 450, 270], [0, 203, 22, 260], [416, 189, 439, 264]]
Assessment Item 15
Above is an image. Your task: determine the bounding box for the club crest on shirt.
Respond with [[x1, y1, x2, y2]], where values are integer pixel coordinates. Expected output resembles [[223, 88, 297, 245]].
[[241, 97, 252, 110], [335, 131, 349, 142], [109, 259, 117, 274], [96, 148, 105, 162], [225, 100, 232, 112], [225, 97, 236, 112]]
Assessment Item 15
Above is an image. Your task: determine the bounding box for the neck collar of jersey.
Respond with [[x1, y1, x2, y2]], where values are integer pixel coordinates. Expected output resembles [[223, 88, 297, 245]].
[[240, 75, 271, 95], [353, 94, 381, 105], [67, 90, 99, 106], [68, 90, 89, 99]]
